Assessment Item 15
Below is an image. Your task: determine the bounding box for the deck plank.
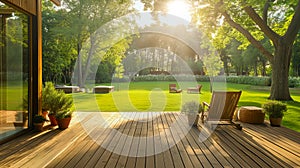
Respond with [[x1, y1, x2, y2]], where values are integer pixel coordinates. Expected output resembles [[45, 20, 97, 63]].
[[0, 112, 300, 168]]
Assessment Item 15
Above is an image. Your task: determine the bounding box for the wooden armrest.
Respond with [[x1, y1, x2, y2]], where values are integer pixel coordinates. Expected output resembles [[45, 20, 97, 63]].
[[203, 102, 210, 108]]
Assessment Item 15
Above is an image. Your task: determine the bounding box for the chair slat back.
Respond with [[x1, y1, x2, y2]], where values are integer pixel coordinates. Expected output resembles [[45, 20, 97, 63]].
[[207, 91, 242, 121]]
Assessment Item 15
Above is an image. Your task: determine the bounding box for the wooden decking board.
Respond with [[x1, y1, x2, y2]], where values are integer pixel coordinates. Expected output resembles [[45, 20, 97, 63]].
[[145, 113, 155, 168], [245, 124, 300, 156], [107, 112, 135, 168], [114, 112, 137, 168], [161, 113, 186, 168], [106, 113, 137, 168], [44, 114, 99, 167], [178, 113, 240, 168], [124, 113, 141, 168], [221, 125, 285, 168], [222, 126, 277, 167], [188, 128, 223, 168], [1, 112, 300, 168], [215, 127, 262, 167], [72, 113, 126, 168], [0, 129, 57, 164], [0, 131, 57, 167], [157, 113, 174, 168], [91, 114, 128, 168], [152, 113, 166, 168], [242, 126, 299, 167], [15, 120, 88, 168], [164, 113, 195, 168], [75, 114, 122, 168], [230, 125, 296, 167], [62, 119, 116, 168], [170, 114, 204, 168], [136, 113, 148, 168], [52, 114, 109, 168], [244, 130, 297, 167]]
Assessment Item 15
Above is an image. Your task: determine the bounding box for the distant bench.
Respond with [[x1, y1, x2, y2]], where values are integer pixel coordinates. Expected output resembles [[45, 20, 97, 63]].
[[93, 86, 114, 93], [55, 85, 80, 93]]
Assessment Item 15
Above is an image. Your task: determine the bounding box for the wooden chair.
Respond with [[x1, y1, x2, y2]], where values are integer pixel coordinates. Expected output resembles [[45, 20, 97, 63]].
[[169, 84, 182, 93], [187, 84, 202, 94], [201, 91, 242, 130]]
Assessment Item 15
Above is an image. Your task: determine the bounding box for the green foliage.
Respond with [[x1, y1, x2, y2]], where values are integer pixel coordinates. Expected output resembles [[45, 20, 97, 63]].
[[288, 77, 300, 88], [226, 76, 271, 86], [55, 110, 73, 119], [42, 82, 74, 115], [33, 115, 47, 123], [262, 101, 287, 118], [42, 82, 57, 111], [181, 101, 203, 114]]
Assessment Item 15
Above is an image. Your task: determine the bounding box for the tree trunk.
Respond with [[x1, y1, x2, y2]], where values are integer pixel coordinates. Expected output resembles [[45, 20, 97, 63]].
[[261, 60, 266, 76], [269, 40, 293, 100], [209, 77, 213, 93], [77, 43, 83, 88]]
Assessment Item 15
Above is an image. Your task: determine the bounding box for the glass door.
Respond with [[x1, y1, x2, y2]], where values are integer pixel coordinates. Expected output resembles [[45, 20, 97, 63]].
[[0, 2, 29, 141]]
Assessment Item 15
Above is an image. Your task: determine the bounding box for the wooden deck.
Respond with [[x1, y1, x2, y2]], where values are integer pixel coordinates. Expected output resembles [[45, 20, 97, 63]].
[[0, 112, 300, 168]]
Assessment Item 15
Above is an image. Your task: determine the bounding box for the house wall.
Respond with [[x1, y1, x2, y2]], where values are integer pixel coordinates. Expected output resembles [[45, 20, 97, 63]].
[[2, 0, 37, 15]]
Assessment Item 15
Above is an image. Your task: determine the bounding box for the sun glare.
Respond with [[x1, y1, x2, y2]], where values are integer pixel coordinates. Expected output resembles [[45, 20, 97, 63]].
[[167, 0, 191, 21]]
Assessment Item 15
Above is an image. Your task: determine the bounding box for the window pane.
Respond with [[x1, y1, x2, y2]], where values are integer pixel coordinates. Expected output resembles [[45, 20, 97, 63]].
[[0, 2, 29, 141]]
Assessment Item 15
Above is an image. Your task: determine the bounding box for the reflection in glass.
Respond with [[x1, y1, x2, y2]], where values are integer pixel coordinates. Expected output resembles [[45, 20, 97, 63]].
[[0, 2, 29, 141]]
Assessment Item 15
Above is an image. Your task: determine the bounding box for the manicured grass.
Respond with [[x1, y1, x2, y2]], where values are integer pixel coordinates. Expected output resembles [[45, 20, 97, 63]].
[[72, 81, 300, 132]]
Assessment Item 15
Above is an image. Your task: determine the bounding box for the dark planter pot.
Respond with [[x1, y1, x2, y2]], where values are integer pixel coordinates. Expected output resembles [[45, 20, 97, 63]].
[[270, 118, 282, 127], [57, 117, 71, 130], [48, 114, 58, 126], [33, 122, 44, 132]]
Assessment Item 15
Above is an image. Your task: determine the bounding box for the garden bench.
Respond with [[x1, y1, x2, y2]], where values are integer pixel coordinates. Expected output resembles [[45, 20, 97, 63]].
[[93, 86, 114, 93]]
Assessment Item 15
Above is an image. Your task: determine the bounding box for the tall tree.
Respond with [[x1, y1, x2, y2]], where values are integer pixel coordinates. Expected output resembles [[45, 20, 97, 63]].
[[192, 0, 300, 100], [61, 0, 134, 87], [42, 1, 77, 83]]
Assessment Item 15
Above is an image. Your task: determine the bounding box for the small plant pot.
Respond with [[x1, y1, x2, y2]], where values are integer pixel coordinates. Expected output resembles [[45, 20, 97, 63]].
[[57, 117, 71, 130], [48, 114, 58, 126], [33, 122, 44, 132], [270, 118, 282, 127]]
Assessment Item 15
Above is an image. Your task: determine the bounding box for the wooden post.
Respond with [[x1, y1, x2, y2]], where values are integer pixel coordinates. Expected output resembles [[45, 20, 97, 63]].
[[37, 0, 42, 115]]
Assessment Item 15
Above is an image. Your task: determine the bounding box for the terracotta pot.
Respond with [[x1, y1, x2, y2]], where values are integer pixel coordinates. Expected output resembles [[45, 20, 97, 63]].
[[33, 122, 44, 131], [57, 117, 71, 130], [42, 110, 49, 119], [270, 118, 282, 127], [48, 114, 58, 126]]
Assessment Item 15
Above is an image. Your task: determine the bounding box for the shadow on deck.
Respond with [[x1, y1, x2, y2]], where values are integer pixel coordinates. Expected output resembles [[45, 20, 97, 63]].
[[0, 112, 299, 168]]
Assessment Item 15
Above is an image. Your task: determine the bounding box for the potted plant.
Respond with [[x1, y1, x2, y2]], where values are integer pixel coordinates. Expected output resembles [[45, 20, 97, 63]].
[[33, 115, 47, 131], [47, 87, 74, 130], [56, 110, 73, 130], [42, 82, 57, 125], [181, 101, 203, 126], [262, 101, 287, 127]]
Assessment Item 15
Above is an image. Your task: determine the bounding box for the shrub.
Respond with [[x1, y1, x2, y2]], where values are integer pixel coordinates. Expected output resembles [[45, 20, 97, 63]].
[[288, 77, 300, 88], [262, 101, 287, 118], [42, 82, 74, 115]]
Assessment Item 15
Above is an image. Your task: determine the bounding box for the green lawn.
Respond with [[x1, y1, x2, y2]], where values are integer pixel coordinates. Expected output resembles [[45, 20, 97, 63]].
[[72, 81, 300, 132]]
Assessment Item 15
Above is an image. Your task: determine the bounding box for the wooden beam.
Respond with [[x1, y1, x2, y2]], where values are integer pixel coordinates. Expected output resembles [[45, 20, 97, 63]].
[[50, 0, 61, 6], [37, 0, 42, 115], [1, 0, 36, 15]]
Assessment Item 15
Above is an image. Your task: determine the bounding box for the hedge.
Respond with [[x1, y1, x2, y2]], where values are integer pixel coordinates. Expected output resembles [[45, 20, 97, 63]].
[[112, 75, 300, 88]]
